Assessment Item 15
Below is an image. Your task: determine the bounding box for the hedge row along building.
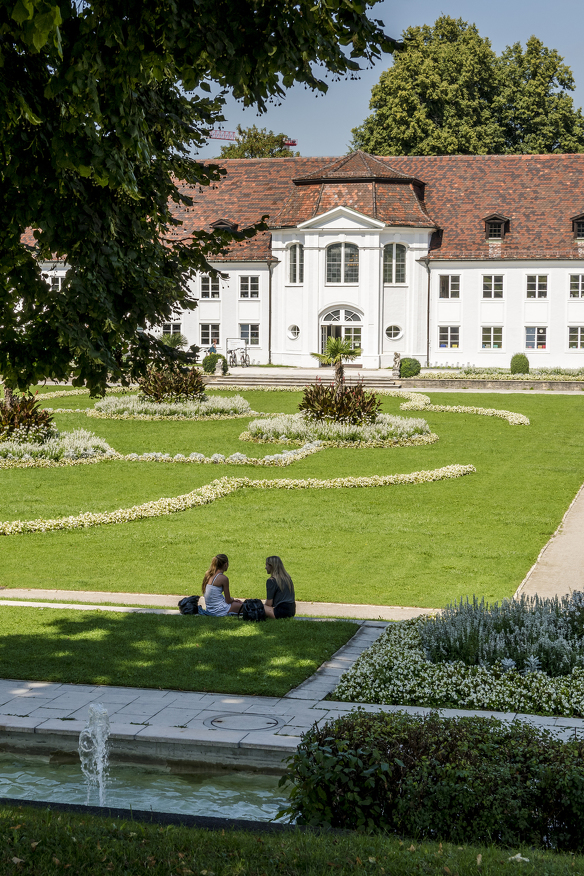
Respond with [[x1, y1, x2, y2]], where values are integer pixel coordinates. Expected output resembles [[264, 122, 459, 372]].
[[46, 150, 584, 368]]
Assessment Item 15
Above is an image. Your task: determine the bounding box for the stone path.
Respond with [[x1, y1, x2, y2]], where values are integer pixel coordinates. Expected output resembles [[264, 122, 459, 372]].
[[517, 483, 584, 600], [0, 589, 438, 621]]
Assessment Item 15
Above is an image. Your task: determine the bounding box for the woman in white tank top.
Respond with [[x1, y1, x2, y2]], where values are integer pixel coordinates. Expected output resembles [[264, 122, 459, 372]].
[[202, 554, 244, 616]]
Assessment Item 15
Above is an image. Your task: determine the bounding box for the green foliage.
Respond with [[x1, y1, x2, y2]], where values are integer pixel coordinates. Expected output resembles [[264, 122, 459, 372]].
[[511, 353, 530, 374], [160, 332, 189, 350], [202, 353, 228, 375], [281, 710, 584, 849], [1, 0, 398, 396], [137, 365, 206, 403], [298, 380, 381, 424], [310, 337, 361, 388], [219, 124, 299, 158], [0, 391, 55, 442], [352, 15, 584, 155], [400, 358, 421, 378]]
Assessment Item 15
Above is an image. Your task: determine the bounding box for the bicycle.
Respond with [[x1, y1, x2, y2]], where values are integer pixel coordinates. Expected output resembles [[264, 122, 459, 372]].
[[239, 349, 250, 367], [228, 349, 238, 368]]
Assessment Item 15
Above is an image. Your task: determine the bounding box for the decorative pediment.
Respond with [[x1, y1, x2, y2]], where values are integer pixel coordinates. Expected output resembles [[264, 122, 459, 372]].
[[210, 218, 238, 231], [297, 206, 385, 231]]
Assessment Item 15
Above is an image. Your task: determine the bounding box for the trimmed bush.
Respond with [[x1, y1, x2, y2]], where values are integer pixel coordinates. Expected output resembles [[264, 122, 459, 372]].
[[137, 365, 206, 403], [511, 352, 530, 374], [281, 710, 584, 849], [400, 357, 421, 378], [298, 380, 381, 424], [202, 353, 228, 374], [0, 392, 55, 442]]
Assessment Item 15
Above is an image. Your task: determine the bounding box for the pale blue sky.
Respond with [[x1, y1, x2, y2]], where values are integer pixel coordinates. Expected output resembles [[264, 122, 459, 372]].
[[199, 0, 584, 158]]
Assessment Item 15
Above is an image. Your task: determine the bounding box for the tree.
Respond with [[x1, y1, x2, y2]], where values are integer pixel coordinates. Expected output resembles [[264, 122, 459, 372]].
[[351, 16, 584, 156], [1, 0, 399, 395], [219, 125, 299, 158], [311, 337, 361, 389]]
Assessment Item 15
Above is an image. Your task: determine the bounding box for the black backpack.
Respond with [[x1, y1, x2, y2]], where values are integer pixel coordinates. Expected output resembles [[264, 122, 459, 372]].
[[238, 598, 266, 622], [178, 595, 200, 615]]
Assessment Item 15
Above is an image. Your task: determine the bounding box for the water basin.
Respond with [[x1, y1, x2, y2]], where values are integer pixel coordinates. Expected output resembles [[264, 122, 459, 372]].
[[0, 754, 289, 822]]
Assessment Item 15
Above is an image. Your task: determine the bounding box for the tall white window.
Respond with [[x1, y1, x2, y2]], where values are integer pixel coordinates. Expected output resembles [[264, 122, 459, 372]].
[[526, 276, 547, 298], [289, 244, 304, 284], [483, 276, 504, 298], [570, 275, 584, 298], [201, 324, 220, 346], [482, 327, 503, 349], [439, 276, 460, 299], [240, 276, 259, 298], [383, 244, 406, 284], [240, 324, 260, 346], [326, 243, 359, 283], [201, 276, 219, 298], [439, 326, 459, 348], [162, 323, 182, 335], [569, 327, 584, 349], [525, 327, 546, 349]]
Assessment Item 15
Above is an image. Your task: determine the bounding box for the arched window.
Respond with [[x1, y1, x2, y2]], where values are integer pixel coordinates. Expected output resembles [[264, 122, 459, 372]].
[[383, 244, 407, 284], [289, 243, 304, 284], [326, 243, 359, 284]]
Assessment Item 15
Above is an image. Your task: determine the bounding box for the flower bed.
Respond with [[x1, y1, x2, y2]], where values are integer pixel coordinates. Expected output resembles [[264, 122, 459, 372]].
[[0, 464, 475, 535], [245, 411, 434, 446], [333, 616, 584, 717], [0, 429, 116, 463], [89, 393, 252, 419], [420, 367, 584, 381]]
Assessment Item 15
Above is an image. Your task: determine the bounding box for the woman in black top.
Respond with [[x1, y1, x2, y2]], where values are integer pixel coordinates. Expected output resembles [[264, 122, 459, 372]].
[[263, 556, 296, 619]]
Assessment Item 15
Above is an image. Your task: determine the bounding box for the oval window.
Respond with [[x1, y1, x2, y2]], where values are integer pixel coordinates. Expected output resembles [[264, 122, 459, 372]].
[[288, 325, 300, 339], [385, 325, 402, 340]]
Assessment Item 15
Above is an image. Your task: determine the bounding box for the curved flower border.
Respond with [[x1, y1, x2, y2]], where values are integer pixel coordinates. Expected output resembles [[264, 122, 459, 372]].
[[238, 430, 440, 449], [0, 465, 475, 535]]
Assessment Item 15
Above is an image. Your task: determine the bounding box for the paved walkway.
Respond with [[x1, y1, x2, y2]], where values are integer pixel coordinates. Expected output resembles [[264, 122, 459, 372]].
[[0, 589, 438, 621], [518, 483, 584, 600]]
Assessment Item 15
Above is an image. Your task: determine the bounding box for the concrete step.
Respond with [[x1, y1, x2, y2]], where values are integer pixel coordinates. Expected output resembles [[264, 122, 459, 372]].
[[209, 375, 402, 388]]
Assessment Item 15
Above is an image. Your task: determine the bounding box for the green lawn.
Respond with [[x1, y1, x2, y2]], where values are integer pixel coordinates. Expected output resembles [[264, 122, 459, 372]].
[[1, 804, 582, 875], [1, 391, 584, 608], [0, 607, 355, 695]]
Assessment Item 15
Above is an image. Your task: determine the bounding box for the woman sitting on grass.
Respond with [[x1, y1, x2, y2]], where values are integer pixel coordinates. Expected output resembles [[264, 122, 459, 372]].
[[263, 556, 296, 619], [202, 554, 244, 616]]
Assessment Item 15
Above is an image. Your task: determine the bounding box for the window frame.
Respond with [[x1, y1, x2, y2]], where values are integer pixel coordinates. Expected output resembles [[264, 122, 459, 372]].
[[239, 323, 260, 346], [438, 325, 460, 349], [385, 325, 403, 341], [288, 243, 304, 285], [383, 243, 407, 285], [161, 322, 182, 335], [439, 275, 460, 299], [570, 275, 584, 298], [568, 326, 584, 349], [200, 324, 221, 347], [525, 326, 547, 350], [239, 276, 260, 299], [481, 326, 503, 349], [287, 325, 300, 340], [201, 275, 220, 299], [482, 275, 504, 299], [526, 275, 548, 299], [325, 242, 360, 285], [572, 217, 584, 239]]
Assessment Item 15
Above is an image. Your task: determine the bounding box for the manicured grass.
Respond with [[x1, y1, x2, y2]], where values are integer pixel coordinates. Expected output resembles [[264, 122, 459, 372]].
[[0, 607, 355, 695], [1, 391, 584, 607], [1, 804, 582, 875]]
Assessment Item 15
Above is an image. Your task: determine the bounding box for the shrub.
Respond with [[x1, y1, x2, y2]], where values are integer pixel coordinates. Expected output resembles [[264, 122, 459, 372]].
[[511, 352, 529, 374], [420, 593, 584, 677], [298, 380, 381, 424], [137, 365, 206, 402], [400, 357, 421, 378], [281, 710, 584, 849], [93, 394, 251, 419], [0, 392, 55, 442], [202, 353, 228, 375]]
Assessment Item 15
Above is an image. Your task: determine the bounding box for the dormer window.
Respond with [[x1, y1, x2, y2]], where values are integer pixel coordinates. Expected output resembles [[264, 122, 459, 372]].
[[484, 214, 509, 240], [572, 215, 584, 238], [211, 218, 238, 232]]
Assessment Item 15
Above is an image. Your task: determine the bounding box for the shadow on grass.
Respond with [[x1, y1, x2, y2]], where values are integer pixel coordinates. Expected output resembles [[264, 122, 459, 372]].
[[0, 608, 356, 697]]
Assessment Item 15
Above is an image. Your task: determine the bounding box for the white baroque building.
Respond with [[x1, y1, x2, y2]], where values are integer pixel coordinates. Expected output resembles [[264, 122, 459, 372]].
[[46, 151, 584, 368]]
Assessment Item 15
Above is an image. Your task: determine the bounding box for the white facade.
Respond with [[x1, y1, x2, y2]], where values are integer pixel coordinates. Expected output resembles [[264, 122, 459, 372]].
[[165, 206, 584, 369]]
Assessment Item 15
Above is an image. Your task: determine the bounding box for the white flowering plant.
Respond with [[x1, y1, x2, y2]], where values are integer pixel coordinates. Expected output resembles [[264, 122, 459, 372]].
[[0, 429, 116, 463], [89, 393, 252, 420], [246, 411, 434, 446]]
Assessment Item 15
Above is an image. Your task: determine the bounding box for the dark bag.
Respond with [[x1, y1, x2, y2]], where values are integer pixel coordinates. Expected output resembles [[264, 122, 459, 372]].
[[238, 598, 266, 622], [178, 595, 200, 615]]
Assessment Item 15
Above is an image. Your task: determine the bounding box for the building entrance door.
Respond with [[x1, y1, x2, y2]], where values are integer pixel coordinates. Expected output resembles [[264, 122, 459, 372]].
[[320, 309, 362, 357]]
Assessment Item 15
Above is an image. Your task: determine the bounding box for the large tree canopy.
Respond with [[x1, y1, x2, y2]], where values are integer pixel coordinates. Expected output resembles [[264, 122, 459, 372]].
[[218, 124, 300, 158], [351, 16, 584, 157], [1, 0, 398, 393]]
